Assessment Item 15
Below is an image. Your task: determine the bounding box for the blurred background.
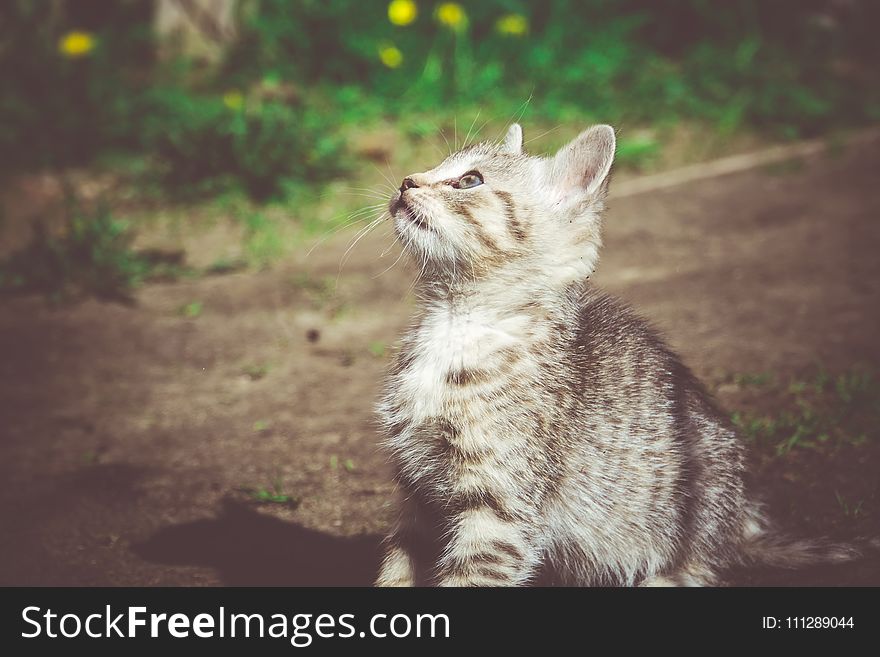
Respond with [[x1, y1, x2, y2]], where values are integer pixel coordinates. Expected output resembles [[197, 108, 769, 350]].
[[0, 0, 878, 585]]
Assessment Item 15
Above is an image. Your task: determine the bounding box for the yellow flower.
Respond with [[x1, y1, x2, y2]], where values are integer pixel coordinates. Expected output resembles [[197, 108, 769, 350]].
[[388, 0, 417, 26], [58, 31, 95, 58], [496, 13, 528, 36], [223, 90, 244, 110], [379, 44, 404, 69], [435, 2, 466, 30]]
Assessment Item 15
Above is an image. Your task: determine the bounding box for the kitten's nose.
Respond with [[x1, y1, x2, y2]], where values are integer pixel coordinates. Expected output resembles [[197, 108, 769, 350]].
[[400, 177, 419, 193]]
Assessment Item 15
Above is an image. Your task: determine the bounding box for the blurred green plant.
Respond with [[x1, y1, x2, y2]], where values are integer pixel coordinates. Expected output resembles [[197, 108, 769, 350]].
[[0, 1, 152, 172], [2, 0, 880, 302], [224, 0, 880, 136], [0, 200, 150, 302], [141, 87, 347, 201], [239, 210, 285, 267], [616, 134, 661, 170], [0, 2, 348, 202], [3, 0, 879, 184]]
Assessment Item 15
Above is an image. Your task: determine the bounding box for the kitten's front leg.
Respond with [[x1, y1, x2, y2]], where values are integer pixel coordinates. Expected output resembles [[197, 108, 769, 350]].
[[376, 542, 416, 587], [376, 495, 428, 587], [435, 498, 542, 587]]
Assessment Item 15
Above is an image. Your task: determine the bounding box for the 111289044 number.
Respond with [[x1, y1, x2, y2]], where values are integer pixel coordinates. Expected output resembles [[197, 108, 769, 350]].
[[790, 617, 854, 629]]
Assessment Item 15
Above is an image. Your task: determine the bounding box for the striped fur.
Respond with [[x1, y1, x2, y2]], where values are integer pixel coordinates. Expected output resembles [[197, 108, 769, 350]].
[[374, 124, 870, 587]]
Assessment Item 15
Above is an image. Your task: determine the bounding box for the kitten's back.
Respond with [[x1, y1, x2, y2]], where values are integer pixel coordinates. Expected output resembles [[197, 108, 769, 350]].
[[543, 286, 748, 584]]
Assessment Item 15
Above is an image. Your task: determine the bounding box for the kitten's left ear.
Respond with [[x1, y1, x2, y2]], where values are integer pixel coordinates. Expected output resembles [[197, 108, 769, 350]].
[[501, 123, 523, 155], [550, 125, 616, 198]]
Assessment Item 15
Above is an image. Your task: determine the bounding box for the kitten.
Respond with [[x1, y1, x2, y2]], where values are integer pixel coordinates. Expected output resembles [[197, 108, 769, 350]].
[[375, 123, 863, 586]]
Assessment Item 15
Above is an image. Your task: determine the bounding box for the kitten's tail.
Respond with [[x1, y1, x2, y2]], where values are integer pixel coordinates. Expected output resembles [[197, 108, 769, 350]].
[[738, 502, 879, 569]]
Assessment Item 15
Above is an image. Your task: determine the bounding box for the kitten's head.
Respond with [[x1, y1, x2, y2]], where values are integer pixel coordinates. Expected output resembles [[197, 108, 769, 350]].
[[389, 123, 615, 287]]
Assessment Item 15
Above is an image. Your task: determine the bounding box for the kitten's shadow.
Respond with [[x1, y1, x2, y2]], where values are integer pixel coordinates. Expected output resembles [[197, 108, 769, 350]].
[[133, 498, 382, 586], [133, 498, 880, 586]]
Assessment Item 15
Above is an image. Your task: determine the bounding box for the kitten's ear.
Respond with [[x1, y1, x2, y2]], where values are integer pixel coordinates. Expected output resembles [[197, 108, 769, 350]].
[[550, 125, 616, 197], [501, 123, 523, 155]]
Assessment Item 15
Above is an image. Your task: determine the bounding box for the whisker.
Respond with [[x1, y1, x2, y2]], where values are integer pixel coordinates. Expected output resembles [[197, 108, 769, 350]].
[[317, 185, 394, 200], [371, 162, 398, 192], [335, 185, 396, 195], [341, 211, 387, 255], [306, 205, 387, 257], [372, 241, 408, 279], [421, 132, 446, 159], [463, 109, 482, 150], [472, 116, 493, 146], [329, 192, 392, 202], [384, 156, 400, 193], [525, 125, 562, 146], [494, 91, 534, 142], [337, 211, 389, 278], [431, 121, 453, 156], [380, 229, 400, 257]]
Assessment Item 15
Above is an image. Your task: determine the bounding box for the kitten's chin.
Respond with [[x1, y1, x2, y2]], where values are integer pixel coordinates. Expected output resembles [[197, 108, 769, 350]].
[[393, 218, 447, 271], [392, 202, 433, 233]]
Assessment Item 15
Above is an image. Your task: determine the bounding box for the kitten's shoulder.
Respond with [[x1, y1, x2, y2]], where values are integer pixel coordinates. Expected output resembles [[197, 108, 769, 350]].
[[571, 283, 731, 421], [571, 283, 669, 356]]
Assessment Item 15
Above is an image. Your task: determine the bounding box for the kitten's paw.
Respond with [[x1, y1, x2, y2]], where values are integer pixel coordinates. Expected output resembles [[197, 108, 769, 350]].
[[638, 575, 679, 587], [639, 562, 717, 587], [375, 575, 415, 587], [375, 546, 416, 587]]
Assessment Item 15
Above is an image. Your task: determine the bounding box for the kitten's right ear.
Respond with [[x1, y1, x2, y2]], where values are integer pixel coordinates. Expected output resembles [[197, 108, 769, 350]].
[[501, 123, 523, 155], [550, 125, 616, 198]]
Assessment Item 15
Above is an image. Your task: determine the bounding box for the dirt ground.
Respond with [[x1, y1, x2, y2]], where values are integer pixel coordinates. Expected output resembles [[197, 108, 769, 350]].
[[1, 137, 879, 587]]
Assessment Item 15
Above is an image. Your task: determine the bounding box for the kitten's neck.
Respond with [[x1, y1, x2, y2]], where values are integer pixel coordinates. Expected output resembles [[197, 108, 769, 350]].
[[414, 269, 584, 325], [414, 251, 595, 306]]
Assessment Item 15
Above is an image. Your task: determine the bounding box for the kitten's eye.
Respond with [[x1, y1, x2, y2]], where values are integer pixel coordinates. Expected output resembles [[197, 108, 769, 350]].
[[456, 172, 484, 189]]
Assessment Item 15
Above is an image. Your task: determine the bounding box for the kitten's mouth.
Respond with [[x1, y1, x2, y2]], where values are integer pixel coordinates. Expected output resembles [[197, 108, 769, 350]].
[[391, 197, 432, 232]]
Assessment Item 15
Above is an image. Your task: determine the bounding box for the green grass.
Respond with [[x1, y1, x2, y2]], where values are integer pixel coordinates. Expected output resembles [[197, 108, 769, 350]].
[[242, 211, 286, 268], [178, 301, 203, 319], [834, 491, 866, 519], [238, 479, 298, 508], [242, 363, 272, 381], [732, 372, 773, 387], [329, 455, 356, 472], [729, 366, 879, 456], [252, 419, 271, 433]]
